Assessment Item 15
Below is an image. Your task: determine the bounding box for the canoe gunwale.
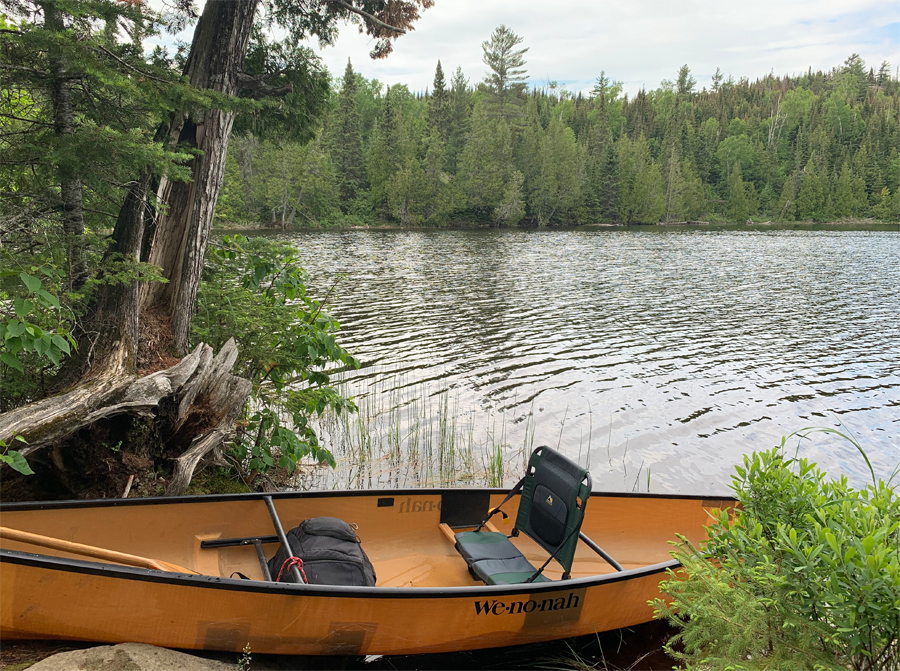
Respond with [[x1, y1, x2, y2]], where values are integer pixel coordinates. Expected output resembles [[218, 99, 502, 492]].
[[0, 486, 735, 512], [0, 548, 681, 598]]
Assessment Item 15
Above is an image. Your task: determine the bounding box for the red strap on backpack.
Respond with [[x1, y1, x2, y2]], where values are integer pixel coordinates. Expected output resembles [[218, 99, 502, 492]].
[[276, 556, 308, 584]]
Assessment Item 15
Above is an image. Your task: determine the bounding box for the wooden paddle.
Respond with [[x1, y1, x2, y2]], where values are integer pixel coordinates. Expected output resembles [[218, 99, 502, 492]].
[[0, 526, 199, 574]]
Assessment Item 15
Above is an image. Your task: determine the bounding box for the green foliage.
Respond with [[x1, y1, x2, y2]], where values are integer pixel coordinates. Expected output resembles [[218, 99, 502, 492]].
[[0, 270, 71, 373], [654, 439, 900, 671], [193, 235, 359, 476], [216, 53, 897, 227], [0, 436, 34, 476], [0, 265, 76, 408], [726, 163, 751, 222], [481, 24, 529, 124]]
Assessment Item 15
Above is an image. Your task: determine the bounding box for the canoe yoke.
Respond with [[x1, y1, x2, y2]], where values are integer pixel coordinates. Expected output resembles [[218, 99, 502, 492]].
[[451, 445, 600, 585]]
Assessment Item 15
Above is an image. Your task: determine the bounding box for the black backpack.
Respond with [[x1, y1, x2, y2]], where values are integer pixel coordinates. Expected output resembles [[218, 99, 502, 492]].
[[267, 517, 376, 587]]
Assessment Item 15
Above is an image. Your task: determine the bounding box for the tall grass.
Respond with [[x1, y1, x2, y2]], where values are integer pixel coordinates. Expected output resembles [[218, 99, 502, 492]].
[[291, 368, 654, 493], [293, 371, 544, 490]]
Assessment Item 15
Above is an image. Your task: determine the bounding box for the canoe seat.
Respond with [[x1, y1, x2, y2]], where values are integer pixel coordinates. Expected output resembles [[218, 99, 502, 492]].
[[453, 445, 591, 585], [454, 530, 551, 585]]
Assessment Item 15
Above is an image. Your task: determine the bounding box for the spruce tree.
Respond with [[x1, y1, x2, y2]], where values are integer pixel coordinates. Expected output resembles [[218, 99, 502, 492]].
[[428, 60, 450, 141], [598, 140, 620, 222], [446, 67, 471, 173], [726, 163, 750, 222], [331, 60, 366, 212], [797, 159, 828, 221]]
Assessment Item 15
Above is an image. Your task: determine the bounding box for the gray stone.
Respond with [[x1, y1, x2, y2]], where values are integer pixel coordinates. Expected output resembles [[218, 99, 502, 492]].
[[26, 643, 236, 671]]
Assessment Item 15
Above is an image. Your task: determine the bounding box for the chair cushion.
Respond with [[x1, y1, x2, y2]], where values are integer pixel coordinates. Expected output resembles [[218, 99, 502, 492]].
[[454, 531, 523, 563], [471, 557, 552, 585], [455, 531, 551, 585]]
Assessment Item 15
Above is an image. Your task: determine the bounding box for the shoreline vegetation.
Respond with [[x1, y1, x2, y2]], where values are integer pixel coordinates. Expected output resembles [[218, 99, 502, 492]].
[[216, 44, 899, 231], [212, 216, 899, 232]]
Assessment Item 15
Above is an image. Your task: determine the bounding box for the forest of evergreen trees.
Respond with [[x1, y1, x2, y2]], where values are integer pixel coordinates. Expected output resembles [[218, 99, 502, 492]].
[[217, 28, 900, 227]]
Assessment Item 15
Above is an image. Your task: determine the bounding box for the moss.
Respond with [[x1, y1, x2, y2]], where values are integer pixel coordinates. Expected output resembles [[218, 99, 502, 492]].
[[186, 468, 252, 495]]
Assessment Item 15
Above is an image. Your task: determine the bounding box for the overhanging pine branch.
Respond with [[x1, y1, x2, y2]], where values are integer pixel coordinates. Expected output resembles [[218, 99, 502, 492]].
[[327, 0, 406, 34]]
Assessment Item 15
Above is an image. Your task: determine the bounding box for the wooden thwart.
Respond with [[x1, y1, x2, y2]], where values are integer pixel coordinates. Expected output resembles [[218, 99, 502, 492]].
[[0, 526, 198, 574]]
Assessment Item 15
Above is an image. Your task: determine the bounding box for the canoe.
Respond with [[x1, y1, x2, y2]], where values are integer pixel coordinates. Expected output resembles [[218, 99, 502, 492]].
[[0, 486, 733, 656]]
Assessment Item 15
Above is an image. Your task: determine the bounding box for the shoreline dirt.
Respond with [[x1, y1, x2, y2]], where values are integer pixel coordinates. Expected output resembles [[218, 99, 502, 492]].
[[0, 620, 678, 670]]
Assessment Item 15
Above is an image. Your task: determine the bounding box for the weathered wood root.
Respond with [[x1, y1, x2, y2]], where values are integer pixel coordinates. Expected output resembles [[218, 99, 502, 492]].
[[0, 339, 251, 497]]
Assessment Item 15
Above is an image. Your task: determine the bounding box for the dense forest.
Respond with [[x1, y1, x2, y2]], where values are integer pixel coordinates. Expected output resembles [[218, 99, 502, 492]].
[[218, 28, 900, 227]]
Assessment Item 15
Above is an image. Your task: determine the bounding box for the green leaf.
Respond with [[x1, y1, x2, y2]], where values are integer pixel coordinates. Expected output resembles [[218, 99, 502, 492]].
[[19, 272, 41, 293], [46, 346, 61, 366], [13, 298, 34, 319], [6, 320, 26, 338], [35, 289, 60, 309], [51, 334, 71, 354], [862, 535, 875, 555], [0, 450, 34, 475], [0, 351, 24, 373]]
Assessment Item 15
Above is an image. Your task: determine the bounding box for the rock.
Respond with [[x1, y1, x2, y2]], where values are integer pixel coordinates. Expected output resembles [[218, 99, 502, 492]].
[[26, 643, 236, 671]]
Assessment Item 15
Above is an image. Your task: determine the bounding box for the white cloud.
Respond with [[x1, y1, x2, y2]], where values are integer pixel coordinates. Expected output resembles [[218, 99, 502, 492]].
[[310, 0, 900, 95]]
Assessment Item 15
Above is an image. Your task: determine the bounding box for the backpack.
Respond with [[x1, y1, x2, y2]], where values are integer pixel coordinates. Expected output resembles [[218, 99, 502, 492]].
[[267, 517, 377, 587]]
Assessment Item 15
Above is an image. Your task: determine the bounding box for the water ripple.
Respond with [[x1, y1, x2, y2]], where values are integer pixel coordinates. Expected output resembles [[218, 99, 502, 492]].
[[279, 227, 900, 494]]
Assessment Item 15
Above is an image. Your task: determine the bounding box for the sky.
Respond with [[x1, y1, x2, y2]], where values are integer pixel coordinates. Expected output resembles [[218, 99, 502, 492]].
[[150, 0, 900, 96], [306, 0, 900, 95]]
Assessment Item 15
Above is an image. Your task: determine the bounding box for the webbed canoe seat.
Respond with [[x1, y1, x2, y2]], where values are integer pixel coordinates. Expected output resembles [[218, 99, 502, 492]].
[[454, 445, 592, 585]]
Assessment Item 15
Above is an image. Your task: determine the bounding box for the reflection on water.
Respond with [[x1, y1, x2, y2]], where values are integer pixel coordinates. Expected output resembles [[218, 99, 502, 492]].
[[277, 227, 900, 494]]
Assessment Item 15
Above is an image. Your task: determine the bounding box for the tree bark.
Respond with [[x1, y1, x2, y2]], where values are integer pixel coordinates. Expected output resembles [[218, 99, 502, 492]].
[[0, 340, 250, 498], [144, 0, 259, 355], [44, 1, 88, 291]]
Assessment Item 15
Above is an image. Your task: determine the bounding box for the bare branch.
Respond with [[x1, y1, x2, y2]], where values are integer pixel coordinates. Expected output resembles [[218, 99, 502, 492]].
[[95, 45, 176, 85], [235, 71, 293, 98], [0, 63, 51, 77], [327, 0, 406, 34], [0, 113, 52, 126]]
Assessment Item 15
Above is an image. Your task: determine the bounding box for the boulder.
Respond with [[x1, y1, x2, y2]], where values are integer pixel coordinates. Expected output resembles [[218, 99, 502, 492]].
[[26, 643, 236, 671]]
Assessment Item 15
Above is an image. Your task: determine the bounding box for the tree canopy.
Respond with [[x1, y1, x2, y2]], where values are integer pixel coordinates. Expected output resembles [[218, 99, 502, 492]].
[[216, 49, 899, 228]]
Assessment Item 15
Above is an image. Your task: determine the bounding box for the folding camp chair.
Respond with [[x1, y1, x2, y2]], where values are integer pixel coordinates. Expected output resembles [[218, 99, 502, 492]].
[[453, 445, 603, 586]]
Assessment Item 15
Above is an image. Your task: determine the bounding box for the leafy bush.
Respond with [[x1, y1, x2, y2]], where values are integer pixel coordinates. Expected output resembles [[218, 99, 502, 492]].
[[654, 436, 900, 671], [1, 267, 75, 408], [193, 234, 358, 478]]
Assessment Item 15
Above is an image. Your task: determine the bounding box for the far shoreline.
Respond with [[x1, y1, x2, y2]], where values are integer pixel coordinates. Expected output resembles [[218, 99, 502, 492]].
[[213, 218, 900, 234]]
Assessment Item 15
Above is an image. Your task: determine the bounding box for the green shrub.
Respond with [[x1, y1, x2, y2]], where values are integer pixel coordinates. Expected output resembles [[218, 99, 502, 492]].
[[193, 234, 358, 478], [654, 437, 900, 671]]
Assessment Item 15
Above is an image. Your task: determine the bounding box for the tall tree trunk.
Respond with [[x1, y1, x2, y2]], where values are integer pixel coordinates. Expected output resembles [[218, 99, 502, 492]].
[[1, 1, 261, 501], [144, 0, 259, 355], [44, 1, 87, 291]]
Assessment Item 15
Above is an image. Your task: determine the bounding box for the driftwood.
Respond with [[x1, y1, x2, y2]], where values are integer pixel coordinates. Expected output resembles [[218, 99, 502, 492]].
[[0, 339, 251, 497]]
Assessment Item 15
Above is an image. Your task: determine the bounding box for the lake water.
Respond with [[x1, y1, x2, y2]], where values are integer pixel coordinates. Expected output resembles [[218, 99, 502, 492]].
[[275, 225, 900, 495]]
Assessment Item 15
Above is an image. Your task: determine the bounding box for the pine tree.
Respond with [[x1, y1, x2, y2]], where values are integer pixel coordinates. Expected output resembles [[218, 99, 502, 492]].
[[618, 135, 665, 223], [530, 118, 580, 224], [481, 25, 529, 123], [676, 65, 696, 97], [368, 85, 410, 216], [832, 164, 856, 218]]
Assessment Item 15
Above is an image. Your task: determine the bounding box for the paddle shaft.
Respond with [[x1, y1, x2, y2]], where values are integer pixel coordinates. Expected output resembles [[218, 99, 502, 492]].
[[264, 495, 305, 584], [0, 526, 198, 574]]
